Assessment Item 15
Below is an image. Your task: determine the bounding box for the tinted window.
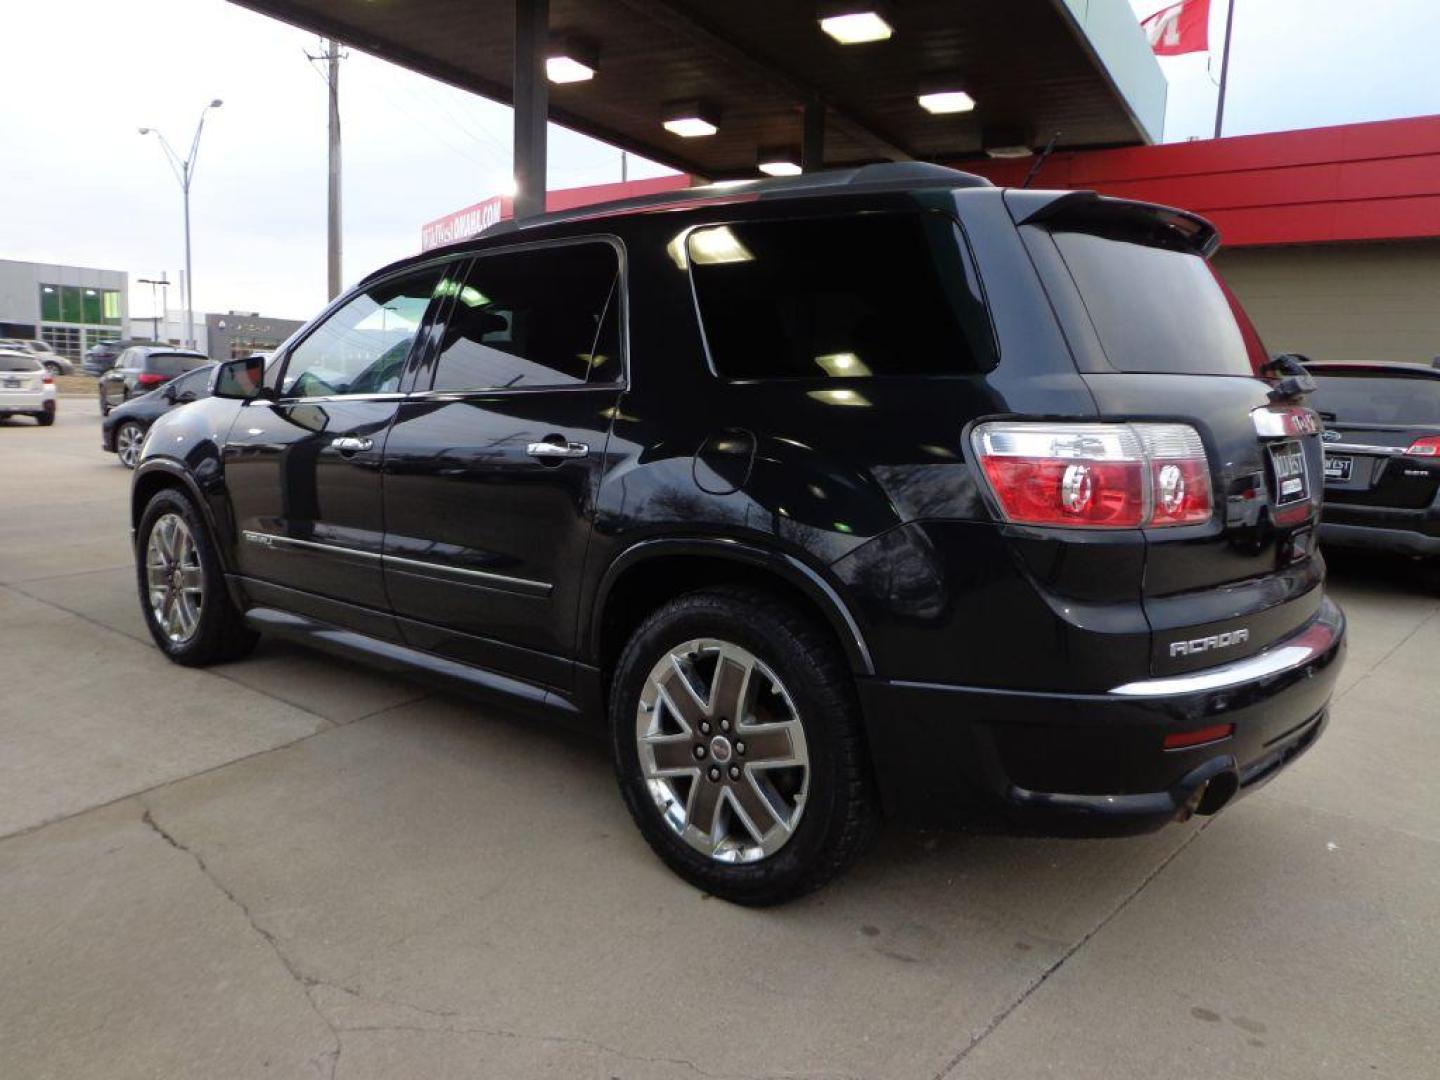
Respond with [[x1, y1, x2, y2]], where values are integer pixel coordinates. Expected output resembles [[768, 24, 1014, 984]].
[[0, 354, 41, 372], [147, 353, 209, 377], [687, 212, 994, 380], [1311, 374, 1440, 426], [282, 266, 446, 398], [167, 366, 215, 399], [430, 243, 619, 392], [1051, 231, 1256, 376]]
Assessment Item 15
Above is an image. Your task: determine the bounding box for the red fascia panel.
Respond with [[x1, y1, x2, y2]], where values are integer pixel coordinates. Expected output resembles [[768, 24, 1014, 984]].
[[544, 173, 690, 212], [959, 115, 1440, 246]]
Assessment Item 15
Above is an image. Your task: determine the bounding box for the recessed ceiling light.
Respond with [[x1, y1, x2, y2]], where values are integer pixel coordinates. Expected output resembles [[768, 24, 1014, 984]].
[[759, 161, 803, 177], [819, 11, 893, 44], [757, 146, 802, 176], [663, 101, 719, 137], [546, 56, 594, 83], [546, 35, 597, 83], [918, 90, 976, 115]]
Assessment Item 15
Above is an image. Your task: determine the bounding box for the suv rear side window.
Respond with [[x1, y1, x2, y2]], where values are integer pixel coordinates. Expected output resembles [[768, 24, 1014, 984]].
[[687, 212, 995, 380], [1311, 373, 1440, 425], [147, 353, 210, 377], [428, 242, 620, 392], [1050, 230, 1258, 376]]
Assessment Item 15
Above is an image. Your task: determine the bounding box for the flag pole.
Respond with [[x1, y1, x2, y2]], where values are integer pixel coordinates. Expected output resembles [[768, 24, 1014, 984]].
[[1213, 0, 1237, 138]]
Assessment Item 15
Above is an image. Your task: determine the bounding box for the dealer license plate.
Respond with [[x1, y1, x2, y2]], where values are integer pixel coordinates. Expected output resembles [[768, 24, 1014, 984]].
[[1270, 440, 1310, 505], [2, 377, 20, 389], [1323, 455, 1353, 482]]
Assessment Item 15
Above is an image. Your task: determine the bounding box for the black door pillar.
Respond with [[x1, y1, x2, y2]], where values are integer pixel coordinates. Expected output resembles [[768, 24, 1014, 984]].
[[802, 98, 825, 172], [513, 0, 549, 219]]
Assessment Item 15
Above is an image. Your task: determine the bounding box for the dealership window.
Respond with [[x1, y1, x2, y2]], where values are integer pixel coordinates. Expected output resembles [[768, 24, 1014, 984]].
[[85, 327, 119, 352], [102, 290, 122, 324], [686, 212, 995, 380], [428, 243, 620, 392], [40, 285, 60, 321], [40, 326, 82, 360]]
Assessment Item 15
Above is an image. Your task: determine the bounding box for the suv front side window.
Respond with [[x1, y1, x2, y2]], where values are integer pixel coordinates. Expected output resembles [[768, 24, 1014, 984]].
[[280, 266, 447, 399], [427, 242, 620, 393]]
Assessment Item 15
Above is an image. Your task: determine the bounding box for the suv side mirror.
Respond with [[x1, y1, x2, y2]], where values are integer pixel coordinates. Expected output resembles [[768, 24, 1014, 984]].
[[214, 355, 271, 401]]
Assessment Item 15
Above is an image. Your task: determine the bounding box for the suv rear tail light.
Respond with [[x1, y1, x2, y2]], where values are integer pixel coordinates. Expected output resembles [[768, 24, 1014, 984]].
[[1405, 435, 1440, 457], [136, 373, 166, 388], [42, 373, 54, 385], [971, 422, 1213, 529]]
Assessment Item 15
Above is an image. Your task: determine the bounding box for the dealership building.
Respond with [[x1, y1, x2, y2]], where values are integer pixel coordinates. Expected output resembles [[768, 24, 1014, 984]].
[[0, 259, 129, 361]]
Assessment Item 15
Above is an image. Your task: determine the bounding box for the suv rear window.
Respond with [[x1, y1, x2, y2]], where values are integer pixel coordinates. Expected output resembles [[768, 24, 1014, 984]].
[[147, 353, 209, 377], [1049, 228, 1261, 377], [0, 354, 41, 372], [687, 212, 995, 379], [1310, 373, 1440, 425]]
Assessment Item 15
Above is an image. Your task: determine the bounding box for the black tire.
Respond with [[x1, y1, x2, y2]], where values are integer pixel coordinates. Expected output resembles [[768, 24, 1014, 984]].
[[43, 361, 61, 376], [610, 586, 877, 905], [35, 409, 55, 427], [136, 487, 259, 666]]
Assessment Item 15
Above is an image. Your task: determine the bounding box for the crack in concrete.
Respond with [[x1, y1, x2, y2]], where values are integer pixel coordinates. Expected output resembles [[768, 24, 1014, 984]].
[[140, 804, 344, 1079], [137, 806, 851, 1080], [932, 819, 1214, 1079]]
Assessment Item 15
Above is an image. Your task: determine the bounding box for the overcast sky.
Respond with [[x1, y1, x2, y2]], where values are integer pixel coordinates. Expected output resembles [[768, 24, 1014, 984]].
[[2, 0, 1438, 323]]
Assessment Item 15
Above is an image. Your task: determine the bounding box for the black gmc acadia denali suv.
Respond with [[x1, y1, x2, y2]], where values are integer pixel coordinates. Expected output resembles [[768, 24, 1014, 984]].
[[130, 164, 1345, 904]]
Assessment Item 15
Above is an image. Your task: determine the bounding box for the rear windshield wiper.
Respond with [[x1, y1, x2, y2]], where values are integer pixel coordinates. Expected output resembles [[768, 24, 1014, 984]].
[[1262, 353, 1316, 403]]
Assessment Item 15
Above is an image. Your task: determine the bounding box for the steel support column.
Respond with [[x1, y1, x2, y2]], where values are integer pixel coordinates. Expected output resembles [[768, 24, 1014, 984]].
[[513, 0, 549, 219]]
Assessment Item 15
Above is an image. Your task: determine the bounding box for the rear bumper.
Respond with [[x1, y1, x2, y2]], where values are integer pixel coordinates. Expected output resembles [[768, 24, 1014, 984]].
[[856, 597, 1345, 833], [0, 392, 54, 414], [1319, 515, 1440, 558]]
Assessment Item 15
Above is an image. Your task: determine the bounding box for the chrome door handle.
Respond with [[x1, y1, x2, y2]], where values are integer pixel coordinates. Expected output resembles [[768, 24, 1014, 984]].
[[526, 440, 589, 460], [331, 435, 373, 453]]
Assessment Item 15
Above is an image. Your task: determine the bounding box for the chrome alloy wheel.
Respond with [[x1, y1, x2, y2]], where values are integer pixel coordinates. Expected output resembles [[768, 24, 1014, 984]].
[[636, 639, 810, 863], [116, 423, 144, 468], [146, 513, 204, 645]]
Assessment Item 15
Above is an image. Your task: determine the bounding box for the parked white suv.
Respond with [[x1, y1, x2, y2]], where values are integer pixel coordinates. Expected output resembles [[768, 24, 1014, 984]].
[[0, 350, 57, 425]]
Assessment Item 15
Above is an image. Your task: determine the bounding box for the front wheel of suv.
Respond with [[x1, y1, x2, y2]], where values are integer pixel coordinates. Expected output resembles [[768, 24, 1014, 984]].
[[610, 587, 877, 905], [136, 488, 258, 666]]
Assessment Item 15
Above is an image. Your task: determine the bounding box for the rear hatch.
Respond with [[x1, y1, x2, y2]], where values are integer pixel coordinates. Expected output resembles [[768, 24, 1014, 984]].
[[1308, 367, 1440, 509], [0, 355, 44, 393], [1014, 191, 1325, 678]]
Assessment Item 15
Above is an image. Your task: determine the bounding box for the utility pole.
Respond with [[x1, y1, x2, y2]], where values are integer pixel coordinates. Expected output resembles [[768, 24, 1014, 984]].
[[309, 38, 345, 299], [139, 100, 223, 350]]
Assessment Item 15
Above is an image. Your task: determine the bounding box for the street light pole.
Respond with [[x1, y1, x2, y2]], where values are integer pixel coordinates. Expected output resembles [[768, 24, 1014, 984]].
[[140, 99, 223, 351]]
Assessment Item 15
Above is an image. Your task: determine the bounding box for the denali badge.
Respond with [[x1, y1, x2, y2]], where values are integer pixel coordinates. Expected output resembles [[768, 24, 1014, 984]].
[[1170, 629, 1250, 657]]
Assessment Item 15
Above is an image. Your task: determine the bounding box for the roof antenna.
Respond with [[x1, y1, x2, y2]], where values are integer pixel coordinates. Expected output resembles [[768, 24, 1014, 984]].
[[1021, 132, 1061, 189]]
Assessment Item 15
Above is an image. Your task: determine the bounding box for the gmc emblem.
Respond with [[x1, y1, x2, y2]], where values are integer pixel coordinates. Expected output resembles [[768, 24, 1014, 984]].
[[1170, 629, 1250, 657]]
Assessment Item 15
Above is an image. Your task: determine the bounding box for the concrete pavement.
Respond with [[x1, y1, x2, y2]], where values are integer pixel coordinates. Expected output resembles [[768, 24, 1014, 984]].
[[2, 401, 1437, 1079]]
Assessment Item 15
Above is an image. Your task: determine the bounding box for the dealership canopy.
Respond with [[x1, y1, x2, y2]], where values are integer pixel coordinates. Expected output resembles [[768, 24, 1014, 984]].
[[230, 0, 1165, 215]]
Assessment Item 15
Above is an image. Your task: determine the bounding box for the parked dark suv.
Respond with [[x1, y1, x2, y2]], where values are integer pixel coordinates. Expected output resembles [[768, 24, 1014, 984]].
[[99, 346, 209, 415], [1307, 360, 1440, 563], [129, 164, 1345, 904]]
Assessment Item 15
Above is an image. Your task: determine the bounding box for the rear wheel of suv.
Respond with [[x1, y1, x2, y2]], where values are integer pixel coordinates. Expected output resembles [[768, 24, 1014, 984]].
[[136, 488, 258, 666], [610, 587, 877, 905]]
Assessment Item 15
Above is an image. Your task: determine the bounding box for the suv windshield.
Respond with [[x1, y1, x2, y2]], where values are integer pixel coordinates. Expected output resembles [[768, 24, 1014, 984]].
[[147, 353, 209, 377], [1310, 372, 1440, 426], [1042, 198, 1267, 377]]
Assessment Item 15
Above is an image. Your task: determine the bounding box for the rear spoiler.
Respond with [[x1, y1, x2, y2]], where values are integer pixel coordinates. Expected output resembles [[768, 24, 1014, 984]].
[[1004, 189, 1221, 259]]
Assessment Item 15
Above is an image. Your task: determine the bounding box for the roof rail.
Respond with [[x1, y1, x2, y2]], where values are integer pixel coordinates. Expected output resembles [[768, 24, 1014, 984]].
[[480, 162, 991, 237]]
